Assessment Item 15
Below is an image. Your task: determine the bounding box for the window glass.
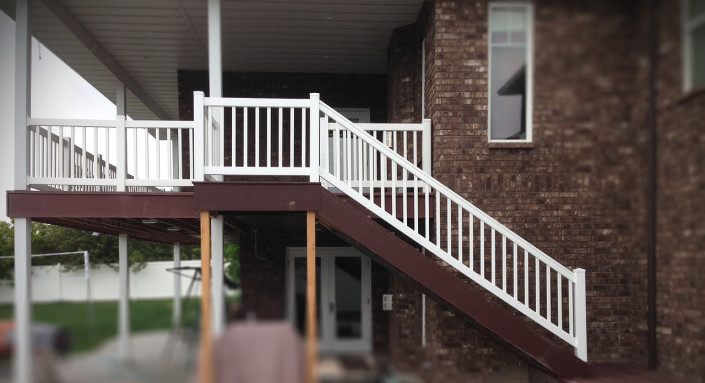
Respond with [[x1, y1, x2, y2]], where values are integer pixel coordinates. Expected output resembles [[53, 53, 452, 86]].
[[693, 23, 705, 87], [689, 0, 705, 20], [489, 4, 531, 141]]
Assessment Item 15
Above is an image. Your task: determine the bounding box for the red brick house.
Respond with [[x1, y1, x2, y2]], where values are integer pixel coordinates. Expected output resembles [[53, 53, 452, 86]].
[[4, 0, 704, 382]]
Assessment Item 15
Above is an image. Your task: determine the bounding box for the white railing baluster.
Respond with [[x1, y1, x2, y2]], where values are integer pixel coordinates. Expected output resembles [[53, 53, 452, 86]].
[[301, 108, 306, 167], [502, 235, 507, 292], [267, 107, 271, 168], [513, 242, 518, 299], [480, 222, 485, 278], [458, 206, 462, 263], [278, 108, 283, 168], [289, 108, 294, 167], [244, 107, 249, 167], [557, 273, 562, 329], [156, 128, 161, 179], [535, 257, 540, 313], [547, 265, 551, 322], [525, 249, 529, 305], [447, 198, 451, 257], [436, 195, 441, 247], [255, 108, 260, 168], [380, 153, 386, 212], [491, 228, 496, 285], [413, 175, 419, 231], [424, 187, 430, 241], [469, 214, 474, 272], [569, 279, 574, 336]]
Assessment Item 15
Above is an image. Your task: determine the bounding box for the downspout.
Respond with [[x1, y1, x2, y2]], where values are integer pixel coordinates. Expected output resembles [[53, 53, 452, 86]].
[[646, 0, 658, 370]]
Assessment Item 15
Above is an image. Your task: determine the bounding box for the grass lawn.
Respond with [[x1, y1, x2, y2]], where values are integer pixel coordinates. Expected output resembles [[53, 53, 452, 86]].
[[0, 298, 202, 354]]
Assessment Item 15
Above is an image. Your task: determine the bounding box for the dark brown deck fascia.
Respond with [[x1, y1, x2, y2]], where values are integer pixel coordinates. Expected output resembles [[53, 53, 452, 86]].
[[317, 187, 592, 379], [193, 182, 322, 212], [7, 191, 198, 218]]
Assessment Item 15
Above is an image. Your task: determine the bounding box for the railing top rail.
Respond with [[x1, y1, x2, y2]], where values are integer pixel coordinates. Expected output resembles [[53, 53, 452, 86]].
[[334, 122, 427, 132], [319, 101, 575, 280], [204, 96, 311, 108], [125, 120, 194, 129], [28, 117, 118, 128]]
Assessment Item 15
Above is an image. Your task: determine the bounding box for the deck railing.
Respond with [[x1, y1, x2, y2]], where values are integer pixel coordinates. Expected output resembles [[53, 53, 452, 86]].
[[23, 91, 586, 360], [26, 118, 194, 191]]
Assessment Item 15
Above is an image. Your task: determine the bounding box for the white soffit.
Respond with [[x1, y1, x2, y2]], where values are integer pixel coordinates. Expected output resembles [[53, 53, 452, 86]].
[[0, 0, 424, 120]]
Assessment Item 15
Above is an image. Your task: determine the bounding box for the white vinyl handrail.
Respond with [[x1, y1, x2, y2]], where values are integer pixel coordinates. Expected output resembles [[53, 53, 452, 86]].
[[317, 101, 587, 361]]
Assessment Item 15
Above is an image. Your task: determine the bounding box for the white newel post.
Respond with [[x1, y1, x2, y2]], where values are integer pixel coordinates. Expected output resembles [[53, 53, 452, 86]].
[[173, 243, 182, 327], [118, 234, 131, 362], [310, 93, 320, 182], [14, 0, 32, 382], [194, 91, 205, 182], [574, 268, 588, 361], [422, 119, 432, 175], [319, 117, 328, 187], [212, 216, 225, 336], [116, 84, 127, 191]]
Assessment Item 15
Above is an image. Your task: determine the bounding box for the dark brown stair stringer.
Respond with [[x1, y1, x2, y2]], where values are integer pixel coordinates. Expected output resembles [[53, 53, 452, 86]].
[[317, 187, 592, 380]]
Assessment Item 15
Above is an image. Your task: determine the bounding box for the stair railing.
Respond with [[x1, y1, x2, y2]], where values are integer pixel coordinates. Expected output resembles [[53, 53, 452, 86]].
[[317, 101, 588, 361]]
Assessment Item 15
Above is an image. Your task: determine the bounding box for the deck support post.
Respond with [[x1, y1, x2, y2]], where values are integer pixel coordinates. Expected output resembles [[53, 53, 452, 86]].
[[173, 242, 182, 327], [212, 215, 225, 336], [306, 211, 318, 383], [118, 233, 131, 362], [13, 218, 32, 383], [14, 0, 32, 382], [199, 211, 214, 383]]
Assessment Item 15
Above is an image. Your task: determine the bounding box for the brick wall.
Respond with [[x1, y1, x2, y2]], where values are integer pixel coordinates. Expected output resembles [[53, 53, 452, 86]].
[[654, 1, 705, 381], [385, 0, 656, 378]]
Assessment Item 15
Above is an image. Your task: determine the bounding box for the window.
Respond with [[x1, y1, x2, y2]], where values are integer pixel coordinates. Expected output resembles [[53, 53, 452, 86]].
[[488, 2, 533, 142], [683, 0, 705, 91]]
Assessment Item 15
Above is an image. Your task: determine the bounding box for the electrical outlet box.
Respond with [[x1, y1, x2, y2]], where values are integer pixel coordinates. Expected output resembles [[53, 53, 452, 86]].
[[382, 294, 393, 311]]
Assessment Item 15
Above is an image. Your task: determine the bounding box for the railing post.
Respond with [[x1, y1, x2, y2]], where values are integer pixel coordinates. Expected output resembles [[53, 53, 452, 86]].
[[422, 118, 432, 175], [194, 91, 205, 182], [309, 93, 320, 183], [116, 85, 127, 191], [574, 268, 588, 361], [320, 117, 328, 181]]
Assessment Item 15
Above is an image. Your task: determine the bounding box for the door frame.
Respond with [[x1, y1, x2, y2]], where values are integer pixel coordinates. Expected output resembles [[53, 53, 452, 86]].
[[286, 247, 372, 354]]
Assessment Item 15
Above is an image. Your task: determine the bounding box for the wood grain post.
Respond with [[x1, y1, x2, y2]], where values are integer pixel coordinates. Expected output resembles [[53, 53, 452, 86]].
[[306, 211, 318, 383], [200, 211, 214, 383]]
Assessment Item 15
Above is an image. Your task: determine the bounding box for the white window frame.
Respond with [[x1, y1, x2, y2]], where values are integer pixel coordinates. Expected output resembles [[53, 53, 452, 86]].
[[487, 1, 534, 143], [682, 0, 705, 91]]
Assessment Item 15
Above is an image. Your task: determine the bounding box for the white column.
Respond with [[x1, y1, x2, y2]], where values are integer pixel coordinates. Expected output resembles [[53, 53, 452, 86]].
[[173, 243, 182, 327], [211, 216, 225, 336], [116, 84, 126, 191], [13, 219, 32, 383], [208, 0, 222, 98], [14, 1, 32, 382], [118, 234, 131, 362]]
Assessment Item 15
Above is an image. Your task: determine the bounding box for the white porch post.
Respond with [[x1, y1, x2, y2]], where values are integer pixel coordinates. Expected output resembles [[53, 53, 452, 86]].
[[173, 242, 182, 327], [574, 268, 588, 361], [14, 0, 32, 382], [207, 0, 225, 339], [116, 84, 127, 192], [118, 234, 131, 362], [211, 216, 225, 336], [309, 93, 320, 182]]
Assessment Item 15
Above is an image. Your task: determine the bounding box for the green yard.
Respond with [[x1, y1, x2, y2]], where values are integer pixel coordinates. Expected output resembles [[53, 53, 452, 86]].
[[0, 298, 201, 354]]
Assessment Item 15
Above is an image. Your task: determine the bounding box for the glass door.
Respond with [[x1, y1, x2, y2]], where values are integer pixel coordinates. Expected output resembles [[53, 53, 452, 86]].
[[286, 247, 371, 353]]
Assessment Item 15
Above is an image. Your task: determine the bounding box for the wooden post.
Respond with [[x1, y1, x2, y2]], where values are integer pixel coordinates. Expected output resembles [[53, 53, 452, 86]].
[[200, 211, 214, 383], [306, 211, 318, 383]]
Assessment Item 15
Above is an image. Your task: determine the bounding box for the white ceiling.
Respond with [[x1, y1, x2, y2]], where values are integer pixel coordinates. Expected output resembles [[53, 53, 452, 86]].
[[1, 0, 424, 120]]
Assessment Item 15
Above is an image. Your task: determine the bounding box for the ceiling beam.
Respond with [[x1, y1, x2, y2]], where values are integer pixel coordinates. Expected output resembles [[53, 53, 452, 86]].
[[39, 0, 171, 120]]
